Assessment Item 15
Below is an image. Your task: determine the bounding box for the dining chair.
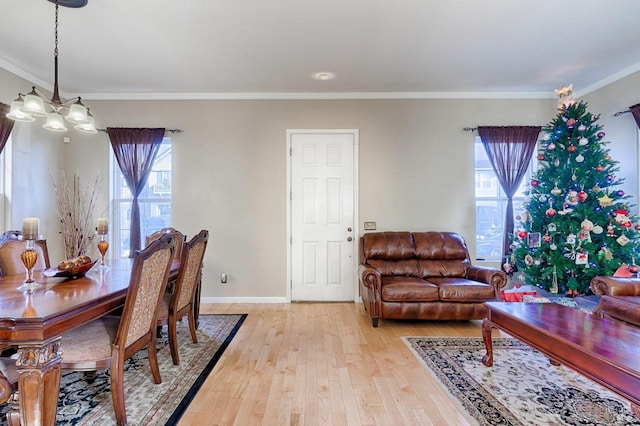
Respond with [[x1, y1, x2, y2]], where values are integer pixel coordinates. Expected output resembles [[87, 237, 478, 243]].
[[59, 233, 176, 426], [156, 229, 209, 365], [0, 230, 50, 276]]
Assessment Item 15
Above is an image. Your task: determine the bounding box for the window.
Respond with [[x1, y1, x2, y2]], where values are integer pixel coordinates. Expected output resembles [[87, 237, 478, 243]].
[[110, 138, 172, 258], [474, 137, 534, 261]]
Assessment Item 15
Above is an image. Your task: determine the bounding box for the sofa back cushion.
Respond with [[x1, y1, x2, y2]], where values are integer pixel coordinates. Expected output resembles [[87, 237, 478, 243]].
[[362, 232, 419, 277], [413, 232, 470, 278]]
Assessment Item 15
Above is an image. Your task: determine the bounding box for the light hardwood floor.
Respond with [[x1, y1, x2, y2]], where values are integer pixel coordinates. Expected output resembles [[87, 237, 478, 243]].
[[178, 303, 499, 426]]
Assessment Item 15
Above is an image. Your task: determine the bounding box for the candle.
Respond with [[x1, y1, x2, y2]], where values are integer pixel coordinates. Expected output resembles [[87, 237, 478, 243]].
[[22, 217, 39, 240], [97, 218, 109, 234]]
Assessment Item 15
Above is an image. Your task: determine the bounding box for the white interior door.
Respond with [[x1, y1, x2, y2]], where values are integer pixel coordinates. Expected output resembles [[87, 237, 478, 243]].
[[289, 130, 357, 301]]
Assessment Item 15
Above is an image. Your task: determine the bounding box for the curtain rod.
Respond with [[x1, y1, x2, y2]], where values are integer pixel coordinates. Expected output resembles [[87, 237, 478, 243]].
[[97, 128, 183, 134], [463, 127, 477, 131], [614, 110, 631, 117]]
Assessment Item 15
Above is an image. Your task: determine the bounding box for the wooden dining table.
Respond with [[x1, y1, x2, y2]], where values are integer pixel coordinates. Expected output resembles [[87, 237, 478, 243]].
[[0, 258, 182, 426]]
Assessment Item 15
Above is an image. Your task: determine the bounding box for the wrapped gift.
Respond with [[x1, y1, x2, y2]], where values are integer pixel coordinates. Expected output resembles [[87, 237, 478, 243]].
[[501, 285, 537, 302]]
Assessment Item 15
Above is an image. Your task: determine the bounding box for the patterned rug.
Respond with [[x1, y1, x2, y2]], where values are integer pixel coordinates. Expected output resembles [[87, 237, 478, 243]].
[[403, 337, 640, 426], [1, 313, 246, 426]]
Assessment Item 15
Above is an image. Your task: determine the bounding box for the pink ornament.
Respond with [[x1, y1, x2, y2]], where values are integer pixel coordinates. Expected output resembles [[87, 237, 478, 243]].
[[635, 224, 640, 231], [567, 118, 577, 128], [597, 131, 605, 139], [531, 179, 539, 187]]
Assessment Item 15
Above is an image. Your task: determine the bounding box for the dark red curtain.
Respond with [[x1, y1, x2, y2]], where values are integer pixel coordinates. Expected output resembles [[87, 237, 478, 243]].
[[477, 126, 541, 260], [107, 127, 165, 256], [630, 103, 640, 129], [0, 103, 15, 155]]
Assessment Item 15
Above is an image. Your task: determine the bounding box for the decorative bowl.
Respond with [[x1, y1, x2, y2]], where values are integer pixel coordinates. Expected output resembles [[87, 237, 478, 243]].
[[43, 259, 97, 278]]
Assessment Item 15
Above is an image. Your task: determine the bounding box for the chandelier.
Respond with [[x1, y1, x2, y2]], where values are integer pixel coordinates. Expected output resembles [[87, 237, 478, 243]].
[[7, 0, 96, 133]]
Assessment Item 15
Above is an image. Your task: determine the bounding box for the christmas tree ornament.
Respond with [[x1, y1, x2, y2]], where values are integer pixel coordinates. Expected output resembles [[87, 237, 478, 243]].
[[546, 207, 556, 217], [567, 144, 577, 153], [537, 154, 545, 161], [567, 118, 577, 128], [604, 155, 611, 161], [518, 230, 527, 239], [550, 243, 557, 250], [524, 254, 534, 266], [565, 190, 578, 205], [575, 154, 585, 163], [592, 225, 604, 234], [635, 223, 640, 231], [571, 171, 577, 181], [596, 165, 603, 172], [567, 233, 576, 245], [597, 131, 606, 139], [607, 175, 614, 183], [554, 159, 560, 167], [550, 184, 562, 196], [531, 179, 539, 187], [547, 223, 557, 232], [577, 190, 588, 202], [547, 142, 556, 150], [598, 193, 613, 207], [551, 266, 559, 294], [576, 252, 588, 265], [607, 222, 615, 236], [578, 137, 589, 146], [616, 190, 625, 197], [542, 133, 551, 141], [543, 233, 552, 243], [592, 185, 601, 193], [578, 124, 586, 132], [581, 219, 594, 231]]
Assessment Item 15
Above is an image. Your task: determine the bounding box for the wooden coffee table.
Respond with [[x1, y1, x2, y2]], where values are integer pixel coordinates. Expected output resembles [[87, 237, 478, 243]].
[[482, 301, 640, 418]]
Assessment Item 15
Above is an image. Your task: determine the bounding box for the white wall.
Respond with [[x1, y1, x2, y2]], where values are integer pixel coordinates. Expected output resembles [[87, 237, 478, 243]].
[[2, 67, 639, 301]]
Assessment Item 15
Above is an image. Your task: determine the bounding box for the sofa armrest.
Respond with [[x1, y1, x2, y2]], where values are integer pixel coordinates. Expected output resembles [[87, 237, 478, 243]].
[[466, 265, 508, 296], [590, 276, 640, 296], [359, 264, 381, 290]]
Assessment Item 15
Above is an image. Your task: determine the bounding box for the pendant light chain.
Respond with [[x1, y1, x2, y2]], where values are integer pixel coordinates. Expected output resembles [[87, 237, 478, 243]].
[[54, 1, 59, 59]]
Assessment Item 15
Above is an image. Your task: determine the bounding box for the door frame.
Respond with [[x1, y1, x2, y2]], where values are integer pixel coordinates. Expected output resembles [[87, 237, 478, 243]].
[[286, 129, 359, 302]]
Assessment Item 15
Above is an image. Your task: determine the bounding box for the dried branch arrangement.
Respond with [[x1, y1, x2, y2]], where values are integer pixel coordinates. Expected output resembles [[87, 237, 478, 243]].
[[51, 170, 101, 259]]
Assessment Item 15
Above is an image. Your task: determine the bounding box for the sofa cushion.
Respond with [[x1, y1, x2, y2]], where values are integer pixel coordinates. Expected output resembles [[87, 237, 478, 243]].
[[427, 277, 496, 302], [413, 232, 470, 278], [368, 259, 420, 277], [363, 232, 415, 260], [381, 276, 439, 302], [597, 295, 640, 327]]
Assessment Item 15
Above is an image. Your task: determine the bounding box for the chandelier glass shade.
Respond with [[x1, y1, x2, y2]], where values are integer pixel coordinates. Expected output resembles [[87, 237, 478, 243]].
[[7, 0, 96, 134]]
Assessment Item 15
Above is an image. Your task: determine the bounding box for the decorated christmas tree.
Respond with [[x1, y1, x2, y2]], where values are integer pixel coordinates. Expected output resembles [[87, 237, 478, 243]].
[[510, 86, 640, 295]]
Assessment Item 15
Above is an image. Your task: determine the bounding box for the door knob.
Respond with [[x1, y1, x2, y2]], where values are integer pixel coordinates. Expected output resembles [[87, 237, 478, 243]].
[[347, 237, 353, 242], [347, 227, 352, 232]]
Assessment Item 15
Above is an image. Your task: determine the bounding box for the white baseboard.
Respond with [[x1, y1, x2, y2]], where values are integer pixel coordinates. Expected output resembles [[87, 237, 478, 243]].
[[200, 296, 289, 304]]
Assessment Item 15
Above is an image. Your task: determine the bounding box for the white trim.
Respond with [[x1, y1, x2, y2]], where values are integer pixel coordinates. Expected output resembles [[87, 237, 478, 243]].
[[286, 129, 360, 302], [200, 296, 289, 304], [576, 62, 640, 97]]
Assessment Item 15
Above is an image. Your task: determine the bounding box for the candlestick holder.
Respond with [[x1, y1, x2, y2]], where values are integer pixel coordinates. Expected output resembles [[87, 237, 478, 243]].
[[97, 234, 109, 271], [18, 239, 41, 292]]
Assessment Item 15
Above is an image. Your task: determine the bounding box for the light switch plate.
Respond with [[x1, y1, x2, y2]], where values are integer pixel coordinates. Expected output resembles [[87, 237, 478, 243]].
[[364, 221, 376, 230]]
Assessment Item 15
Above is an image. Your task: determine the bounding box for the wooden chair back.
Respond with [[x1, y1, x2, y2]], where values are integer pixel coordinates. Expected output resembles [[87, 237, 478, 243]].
[[116, 233, 176, 355], [145, 227, 185, 261], [172, 230, 209, 313], [0, 231, 50, 276]]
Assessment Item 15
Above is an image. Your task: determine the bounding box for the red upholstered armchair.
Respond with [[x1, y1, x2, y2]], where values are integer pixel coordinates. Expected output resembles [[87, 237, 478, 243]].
[[359, 231, 507, 327]]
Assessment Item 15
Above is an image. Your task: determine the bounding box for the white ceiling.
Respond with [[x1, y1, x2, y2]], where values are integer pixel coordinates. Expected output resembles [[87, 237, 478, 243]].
[[1, 0, 640, 100]]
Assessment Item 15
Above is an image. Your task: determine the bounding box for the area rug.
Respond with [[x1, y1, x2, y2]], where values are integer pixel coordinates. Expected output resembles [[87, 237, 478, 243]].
[[1, 313, 246, 426], [403, 337, 640, 426]]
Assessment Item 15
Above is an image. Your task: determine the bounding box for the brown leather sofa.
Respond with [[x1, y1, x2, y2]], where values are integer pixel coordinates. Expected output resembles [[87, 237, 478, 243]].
[[590, 276, 640, 327], [359, 231, 507, 327]]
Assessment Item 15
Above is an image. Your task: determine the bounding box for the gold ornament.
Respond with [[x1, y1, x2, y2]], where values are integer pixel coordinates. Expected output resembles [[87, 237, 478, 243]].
[[598, 193, 613, 207]]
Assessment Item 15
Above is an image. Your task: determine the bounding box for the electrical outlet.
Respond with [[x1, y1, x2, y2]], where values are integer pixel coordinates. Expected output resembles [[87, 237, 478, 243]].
[[220, 273, 227, 284], [364, 221, 377, 231]]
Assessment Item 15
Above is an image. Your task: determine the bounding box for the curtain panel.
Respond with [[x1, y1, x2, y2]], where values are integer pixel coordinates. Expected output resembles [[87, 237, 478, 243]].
[[107, 127, 165, 257], [0, 103, 15, 155], [630, 103, 640, 129], [477, 126, 541, 261]]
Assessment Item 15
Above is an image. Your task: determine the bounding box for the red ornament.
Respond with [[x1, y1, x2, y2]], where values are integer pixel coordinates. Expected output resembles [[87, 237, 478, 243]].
[[531, 179, 539, 187], [518, 231, 527, 239], [623, 221, 633, 228], [537, 154, 545, 161], [545, 208, 556, 217], [635, 224, 640, 231], [577, 191, 588, 202], [543, 234, 552, 243], [567, 118, 577, 127], [596, 165, 604, 172], [567, 145, 577, 153]]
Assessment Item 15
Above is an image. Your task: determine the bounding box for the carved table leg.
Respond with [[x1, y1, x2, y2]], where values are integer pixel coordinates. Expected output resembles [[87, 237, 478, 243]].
[[481, 319, 496, 367], [15, 338, 62, 426], [632, 404, 640, 419]]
